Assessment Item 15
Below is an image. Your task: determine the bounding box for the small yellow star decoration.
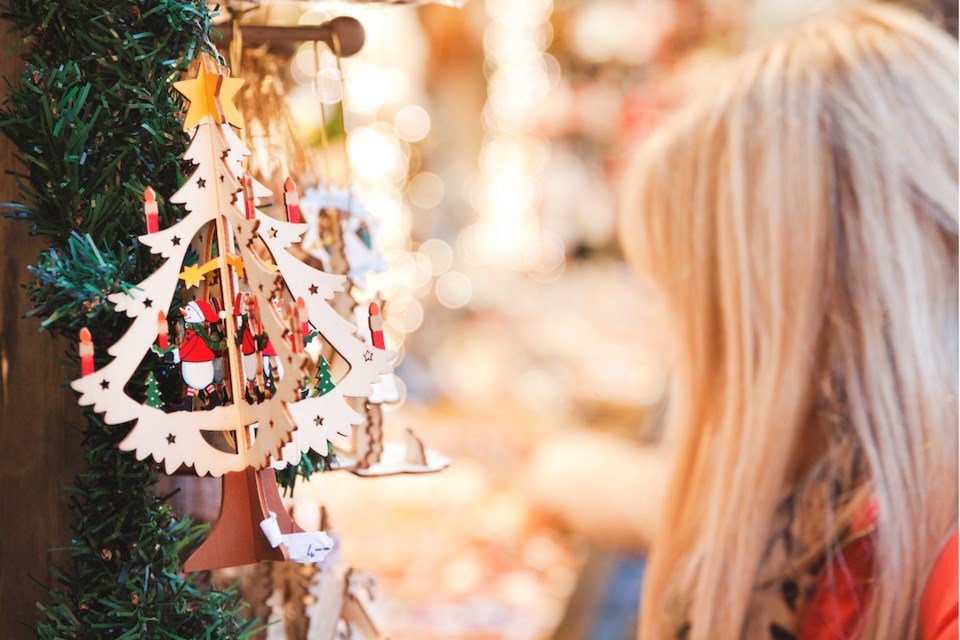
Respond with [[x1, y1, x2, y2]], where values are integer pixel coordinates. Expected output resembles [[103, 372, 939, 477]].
[[179, 256, 242, 288], [173, 52, 244, 131], [178, 264, 204, 289], [179, 254, 278, 288]]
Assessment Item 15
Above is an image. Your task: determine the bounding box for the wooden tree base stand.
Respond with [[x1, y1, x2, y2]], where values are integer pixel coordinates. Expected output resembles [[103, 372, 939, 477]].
[[184, 467, 303, 572]]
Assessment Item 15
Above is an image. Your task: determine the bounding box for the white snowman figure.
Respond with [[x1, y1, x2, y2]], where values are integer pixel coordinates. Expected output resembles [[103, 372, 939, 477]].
[[170, 300, 225, 410]]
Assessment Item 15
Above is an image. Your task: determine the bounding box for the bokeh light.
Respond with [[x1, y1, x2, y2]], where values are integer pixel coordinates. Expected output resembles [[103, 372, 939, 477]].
[[386, 295, 425, 333], [435, 271, 473, 309], [473, 0, 561, 274], [408, 171, 445, 209], [395, 104, 432, 142], [418, 238, 454, 276], [348, 127, 408, 183]]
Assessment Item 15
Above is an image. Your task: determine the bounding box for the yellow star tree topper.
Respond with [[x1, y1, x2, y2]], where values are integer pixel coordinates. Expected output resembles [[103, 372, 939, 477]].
[[173, 52, 244, 131]]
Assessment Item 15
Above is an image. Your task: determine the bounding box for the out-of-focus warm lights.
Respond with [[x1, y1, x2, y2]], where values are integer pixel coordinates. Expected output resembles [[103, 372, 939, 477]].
[[291, 46, 317, 87], [348, 127, 408, 183], [319, 68, 344, 104], [430, 334, 504, 401], [375, 222, 413, 264], [394, 105, 432, 142], [378, 210, 413, 251], [418, 238, 454, 276], [385, 68, 411, 104], [571, 0, 673, 64], [286, 5, 463, 346], [456, 223, 492, 266], [386, 295, 425, 333], [345, 62, 390, 113], [393, 252, 434, 289], [435, 272, 473, 309], [364, 185, 405, 225], [473, 0, 563, 274], [525, 231, 566, 274], [408, 171, 444, 209], [481, 137, 531, 172]]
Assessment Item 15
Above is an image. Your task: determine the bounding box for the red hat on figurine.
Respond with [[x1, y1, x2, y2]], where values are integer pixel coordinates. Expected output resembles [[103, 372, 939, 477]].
[[184, 300, 222, 323]]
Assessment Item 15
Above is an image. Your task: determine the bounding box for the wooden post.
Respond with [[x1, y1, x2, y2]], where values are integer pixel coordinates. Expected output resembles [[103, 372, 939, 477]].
[[0, 44, 84, 638]]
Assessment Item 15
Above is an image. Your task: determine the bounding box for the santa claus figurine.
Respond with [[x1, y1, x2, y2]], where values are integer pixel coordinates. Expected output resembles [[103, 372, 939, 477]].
[[171, 300, 226, 410]]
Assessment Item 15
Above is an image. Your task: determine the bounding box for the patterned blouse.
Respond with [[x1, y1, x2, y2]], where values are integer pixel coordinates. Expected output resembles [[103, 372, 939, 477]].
[[676, 444, 871, 639]]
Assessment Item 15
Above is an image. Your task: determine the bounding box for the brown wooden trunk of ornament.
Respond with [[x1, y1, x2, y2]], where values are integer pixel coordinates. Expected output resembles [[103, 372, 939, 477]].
[[184, 467, 304, 572], [0, 40, 85, 640]]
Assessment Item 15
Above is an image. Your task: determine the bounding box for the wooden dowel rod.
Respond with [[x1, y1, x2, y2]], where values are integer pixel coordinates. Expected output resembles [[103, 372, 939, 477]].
[[215, 17, 366, 57]]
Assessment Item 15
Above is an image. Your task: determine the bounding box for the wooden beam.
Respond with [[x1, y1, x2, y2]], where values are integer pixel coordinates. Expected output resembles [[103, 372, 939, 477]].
[[0, 45, 84, 640]]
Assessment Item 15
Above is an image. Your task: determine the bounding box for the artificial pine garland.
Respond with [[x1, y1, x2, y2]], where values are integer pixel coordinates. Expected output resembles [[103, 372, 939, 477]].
[[0, 1, 259, 636]]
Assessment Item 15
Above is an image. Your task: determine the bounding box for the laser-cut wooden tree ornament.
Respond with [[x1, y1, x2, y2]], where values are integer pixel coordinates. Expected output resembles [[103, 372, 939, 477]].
[[71, 54, 393, 572]]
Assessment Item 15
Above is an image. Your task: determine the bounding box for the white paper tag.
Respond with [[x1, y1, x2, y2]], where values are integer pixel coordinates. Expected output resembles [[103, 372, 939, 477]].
[[260, 512, 335, 563], [278, 530, 335, 563]]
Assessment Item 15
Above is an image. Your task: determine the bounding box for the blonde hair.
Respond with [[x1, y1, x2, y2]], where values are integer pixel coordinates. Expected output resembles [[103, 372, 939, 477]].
[[621, 4, 958, 639]]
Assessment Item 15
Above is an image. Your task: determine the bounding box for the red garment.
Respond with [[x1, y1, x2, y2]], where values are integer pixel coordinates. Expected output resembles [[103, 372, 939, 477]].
[[240, 326, 257, 356], [179, 328, 215, 363], [800, 505, 958, 640], [799, 502, 877, 639], [262, 340, 277, 357], [919, 530, 958, 640]]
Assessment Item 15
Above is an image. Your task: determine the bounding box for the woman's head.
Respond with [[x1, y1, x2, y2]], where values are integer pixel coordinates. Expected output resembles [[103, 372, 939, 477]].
[[621, 4, 958, 638]]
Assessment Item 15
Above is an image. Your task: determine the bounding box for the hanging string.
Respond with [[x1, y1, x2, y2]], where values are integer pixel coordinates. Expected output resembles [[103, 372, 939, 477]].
[[331, 31, 354, 218], [312, 40, 343, 275], [225, 0, 261, 74], [329, 33, 352, 277], [312, 40, 335, 190], [202, 30, 229, 68]]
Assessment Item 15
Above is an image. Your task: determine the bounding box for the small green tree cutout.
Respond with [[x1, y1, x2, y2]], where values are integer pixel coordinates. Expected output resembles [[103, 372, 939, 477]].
[[308, 355, 335, 397], [145, 372, 163, 409]]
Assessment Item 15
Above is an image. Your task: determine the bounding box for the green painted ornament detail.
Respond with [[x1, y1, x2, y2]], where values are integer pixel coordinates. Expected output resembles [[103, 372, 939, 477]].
[[145, 372, 163, 409], [309, 355, 335, 397]]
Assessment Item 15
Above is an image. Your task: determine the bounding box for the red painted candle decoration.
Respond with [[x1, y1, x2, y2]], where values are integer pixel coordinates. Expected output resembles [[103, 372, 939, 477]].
[[368, 302, 385, 350], [79, 327, 95, 376], [157, 310, 169, 349], [297, 297, 310, 339], [144, 186, 159, 234], [287, 302, 303, 353], [243, 173, 255, 219], [284, 177, 301, 224]]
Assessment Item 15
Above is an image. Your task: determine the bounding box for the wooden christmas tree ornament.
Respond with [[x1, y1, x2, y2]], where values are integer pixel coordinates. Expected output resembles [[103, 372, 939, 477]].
[[71, 53, 393, 571]]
